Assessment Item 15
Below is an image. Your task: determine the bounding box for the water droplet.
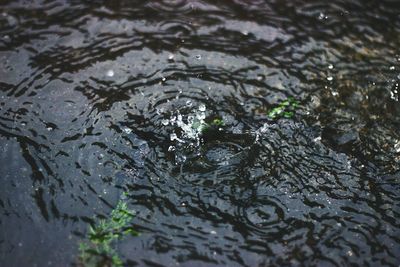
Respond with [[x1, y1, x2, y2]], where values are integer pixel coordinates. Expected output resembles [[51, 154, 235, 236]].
[[123, 127, 132, 134], [170, 133, 178, 141], [168, 54, 174, 60], [347, 250, 353, 257], [328, 64, 334, 69], [162, 77, 166, 82], [198, 104, 206, 112], [327, 76, 333, 81], [390, 66, 395, 70], [318, 12, 328, 20], [313, 136, 322, 142], [106, 70, 114, 77], [210, 230, 217, 235]]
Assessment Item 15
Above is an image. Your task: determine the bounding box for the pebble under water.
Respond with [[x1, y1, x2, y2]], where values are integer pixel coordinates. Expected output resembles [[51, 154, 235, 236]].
[[1, 0, 400, 266]]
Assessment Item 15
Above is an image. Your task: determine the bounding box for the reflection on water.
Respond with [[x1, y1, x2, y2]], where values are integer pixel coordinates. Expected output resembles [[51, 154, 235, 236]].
[[0, 0, 400, 266]]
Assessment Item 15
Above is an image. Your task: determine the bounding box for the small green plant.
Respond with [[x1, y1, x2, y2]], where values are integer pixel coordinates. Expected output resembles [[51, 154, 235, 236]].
[[211, 118, 224, 127], [267, 97, 299, 119], [79, 200, 138, 267], [196, 117, 225, 134]]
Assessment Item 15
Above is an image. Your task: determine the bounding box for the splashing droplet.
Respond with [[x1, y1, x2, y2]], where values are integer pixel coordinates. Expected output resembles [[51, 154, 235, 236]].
[[198, 104, 206, 112]]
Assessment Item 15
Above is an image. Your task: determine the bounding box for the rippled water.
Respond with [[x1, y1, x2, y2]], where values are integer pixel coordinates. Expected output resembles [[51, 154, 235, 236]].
[[1, 0, 400, 266]]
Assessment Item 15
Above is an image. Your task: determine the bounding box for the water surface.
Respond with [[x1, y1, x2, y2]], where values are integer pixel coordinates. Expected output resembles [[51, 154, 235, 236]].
[[1, 0, 400, 266]]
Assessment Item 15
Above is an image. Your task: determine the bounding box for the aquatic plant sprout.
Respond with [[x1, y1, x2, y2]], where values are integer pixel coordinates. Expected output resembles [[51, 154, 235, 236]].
[[79, 200, 138, 267], [267, 97, 299, 119]]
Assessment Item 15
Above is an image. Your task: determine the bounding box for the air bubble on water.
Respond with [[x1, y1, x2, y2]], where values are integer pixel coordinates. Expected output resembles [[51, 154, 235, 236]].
[[106, 69, 114, 77], [198, 104, 206, 112], [327, 76, 333, 81]]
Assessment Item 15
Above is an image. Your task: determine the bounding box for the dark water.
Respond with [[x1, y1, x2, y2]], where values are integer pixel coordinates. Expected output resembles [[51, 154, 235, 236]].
[[1, 0, 400, 266]]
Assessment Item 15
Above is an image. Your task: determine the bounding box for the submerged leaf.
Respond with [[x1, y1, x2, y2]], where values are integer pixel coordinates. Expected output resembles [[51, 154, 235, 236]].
[[267, 97, 299, 119], [79, 199, 137, 267]]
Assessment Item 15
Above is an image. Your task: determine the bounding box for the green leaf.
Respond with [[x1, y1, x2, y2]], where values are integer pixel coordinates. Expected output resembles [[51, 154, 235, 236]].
[[267, 97, 299, 120]]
